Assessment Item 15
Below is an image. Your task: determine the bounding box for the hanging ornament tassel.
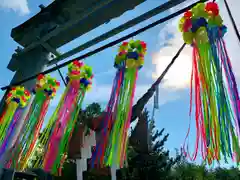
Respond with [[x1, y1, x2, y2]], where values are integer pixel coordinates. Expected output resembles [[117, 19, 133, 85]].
[[9, 75, 60, 171], [0, 87, 31, 159], [31, 88, 68, 170], [92, 40, 146, 168], [42, 60, 93, 175], [179, 2, 240, 164]]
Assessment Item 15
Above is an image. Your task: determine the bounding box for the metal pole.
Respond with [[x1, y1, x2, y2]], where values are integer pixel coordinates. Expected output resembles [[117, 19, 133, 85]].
[[131, 43, 186, 123], [223, 0, 240, 44], [55, 64, 67, 86]]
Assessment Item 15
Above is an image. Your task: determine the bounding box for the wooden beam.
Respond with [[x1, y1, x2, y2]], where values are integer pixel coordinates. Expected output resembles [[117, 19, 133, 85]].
[[47, 0, 189, 66], [15, 0, 121, 55]]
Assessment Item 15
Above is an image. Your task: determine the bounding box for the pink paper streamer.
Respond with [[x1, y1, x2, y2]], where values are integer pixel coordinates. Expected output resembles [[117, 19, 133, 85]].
[[44, 81, 79, 172]]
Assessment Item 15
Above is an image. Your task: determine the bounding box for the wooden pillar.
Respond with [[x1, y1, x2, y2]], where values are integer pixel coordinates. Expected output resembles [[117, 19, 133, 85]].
[[0, 46, 51, 177], [110, 166, 117, 180], [76, 159, 85, 180], [76, 128, 96, 180]]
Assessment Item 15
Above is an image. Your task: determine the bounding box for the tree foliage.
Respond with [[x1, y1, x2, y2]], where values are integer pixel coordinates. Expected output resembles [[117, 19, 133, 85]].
[[119, 109, 181, 180]]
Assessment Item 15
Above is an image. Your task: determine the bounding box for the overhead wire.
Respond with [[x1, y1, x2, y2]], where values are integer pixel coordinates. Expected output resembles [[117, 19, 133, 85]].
[[223, 0, 240, 44]]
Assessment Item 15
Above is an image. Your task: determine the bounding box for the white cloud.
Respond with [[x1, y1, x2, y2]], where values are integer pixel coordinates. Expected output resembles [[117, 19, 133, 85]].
[[152, 45, 192, 90], [152, 0, 240, 90], [0, 0, 30, 15]]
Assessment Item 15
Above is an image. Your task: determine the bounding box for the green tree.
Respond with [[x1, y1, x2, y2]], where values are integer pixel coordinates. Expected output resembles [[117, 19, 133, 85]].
[[120, 110, 180, 180], [214, 166, 240, 180], [172, 162, 209, 180], [74, 102, 102, 136], [171, 153, 240, 180], [26, 139, 44, 169]]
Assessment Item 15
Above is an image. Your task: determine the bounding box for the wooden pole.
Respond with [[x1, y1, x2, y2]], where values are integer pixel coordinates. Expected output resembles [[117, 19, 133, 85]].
[[76, 128, 96, 180], [0, 47, 51, 177]]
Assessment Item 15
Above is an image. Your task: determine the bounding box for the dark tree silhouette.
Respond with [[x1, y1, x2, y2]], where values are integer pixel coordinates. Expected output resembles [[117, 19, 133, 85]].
[[119, 109, 180, 180]]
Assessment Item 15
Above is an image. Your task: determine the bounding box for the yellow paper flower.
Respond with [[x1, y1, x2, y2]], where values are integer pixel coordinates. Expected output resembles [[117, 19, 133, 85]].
[[183, 32, 194, 45], [195, 27, 209, 44], [179, 2, 225, 44], [6, 86, 31, 107], [115, 40, 146, 69]]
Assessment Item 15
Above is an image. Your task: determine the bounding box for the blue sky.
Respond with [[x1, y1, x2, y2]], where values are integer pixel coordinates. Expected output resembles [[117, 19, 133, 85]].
[[0, 0, 240, 168]]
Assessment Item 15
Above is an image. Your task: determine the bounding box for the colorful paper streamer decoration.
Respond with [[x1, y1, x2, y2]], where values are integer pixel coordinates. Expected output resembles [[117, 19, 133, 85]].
[[9, 75, 60, 170], [179, 2, 240, 164], [0, 87, 31, 159], [92, 40, 146, 168], [41, 60, 93, 175]]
